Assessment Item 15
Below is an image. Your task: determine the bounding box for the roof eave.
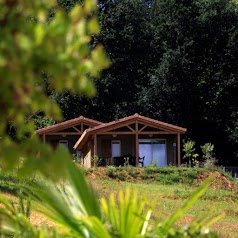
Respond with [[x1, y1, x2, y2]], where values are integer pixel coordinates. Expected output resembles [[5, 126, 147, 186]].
[[74, 130, 90, 150], [36, 116, 102, 135]]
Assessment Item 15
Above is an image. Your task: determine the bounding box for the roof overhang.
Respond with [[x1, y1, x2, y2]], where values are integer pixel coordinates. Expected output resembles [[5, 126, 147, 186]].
[[36, 116, 102, 135], [74, 114, 187, 150]]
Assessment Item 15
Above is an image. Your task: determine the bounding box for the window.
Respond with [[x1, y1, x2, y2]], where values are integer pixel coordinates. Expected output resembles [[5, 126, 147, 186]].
[[111, 140, 121, 157]]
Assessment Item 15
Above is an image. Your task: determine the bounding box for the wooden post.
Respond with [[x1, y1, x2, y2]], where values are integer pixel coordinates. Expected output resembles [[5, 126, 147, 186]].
[[177, 133, 181, 166], [135, 120, 139, 167], [93, 134, 98, 157], [81, 122, 83, 133]]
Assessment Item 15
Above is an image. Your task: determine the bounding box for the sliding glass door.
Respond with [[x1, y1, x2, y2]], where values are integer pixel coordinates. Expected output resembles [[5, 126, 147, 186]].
[[139, 139, 166, 166]]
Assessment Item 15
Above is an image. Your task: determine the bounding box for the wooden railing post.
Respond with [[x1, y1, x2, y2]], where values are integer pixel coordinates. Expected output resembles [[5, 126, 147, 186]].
[[135, 120, 139, 167]]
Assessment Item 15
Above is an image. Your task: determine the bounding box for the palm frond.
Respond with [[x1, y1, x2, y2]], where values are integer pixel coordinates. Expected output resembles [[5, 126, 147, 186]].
[[101, 188, 152, 238]]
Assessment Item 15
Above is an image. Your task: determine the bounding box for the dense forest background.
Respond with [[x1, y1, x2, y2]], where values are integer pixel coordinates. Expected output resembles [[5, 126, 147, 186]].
[[47, 0, 238, 165]]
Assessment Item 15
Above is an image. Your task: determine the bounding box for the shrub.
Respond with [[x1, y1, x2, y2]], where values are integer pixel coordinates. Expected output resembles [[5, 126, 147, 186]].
[[156, 173, 180, 185], [156, 174, 170, 184], [106, 166, 116, 178], [184, 170, 197, 184], [126, 166, 137, 178], [201, 143, 215, 160], [157, 166, 177, 174], [117, 172, 127, 181], [141, 173, 150, 180], [144, 166, 159, 174], [183, 140, 196, 159], [169, 172, 181, 183], [204, 158, 217, 168]]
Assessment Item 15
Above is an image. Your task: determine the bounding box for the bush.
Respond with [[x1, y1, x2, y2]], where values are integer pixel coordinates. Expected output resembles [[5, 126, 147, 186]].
[[156, 174, 170, 184], [204, 158, 217, 168], [156, 173, 180, 185], [183, 170, 198, 184], [106, 166, 117, 178], [116, 172, 127, 181], [141, 173, 150, 180], [126, 166, 137, 178], [169, 172, 181, 183], [144, 166, 159, 174], [157, 166, 178, 174]]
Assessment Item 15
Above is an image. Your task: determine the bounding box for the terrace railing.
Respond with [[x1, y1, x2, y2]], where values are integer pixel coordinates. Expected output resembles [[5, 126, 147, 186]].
[[224, 166, 238, 178]]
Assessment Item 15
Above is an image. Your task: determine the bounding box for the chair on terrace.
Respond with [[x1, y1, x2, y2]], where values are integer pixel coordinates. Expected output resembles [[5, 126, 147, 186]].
[[139, 156, 145, 167]]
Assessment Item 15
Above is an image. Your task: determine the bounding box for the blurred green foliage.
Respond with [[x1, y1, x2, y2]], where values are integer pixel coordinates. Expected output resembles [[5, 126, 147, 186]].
[[0, 0, 109, 174]]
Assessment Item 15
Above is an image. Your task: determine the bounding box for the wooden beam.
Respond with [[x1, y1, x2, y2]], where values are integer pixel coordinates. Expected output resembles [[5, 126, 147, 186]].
[[135, 121, 139, 167], [126, 125, 135, 132], [93, 120, 136, 133], [177, 133, 181, 166], [96, 131, 177, 135], [81, 123, 83, 133], [140, 131, 177, 135], [139, 125, 147, 132], [73, 126, 81, 132], [98, 132, 135, 135], [138, 118, 186, 133], [45, 132, 82, 135]]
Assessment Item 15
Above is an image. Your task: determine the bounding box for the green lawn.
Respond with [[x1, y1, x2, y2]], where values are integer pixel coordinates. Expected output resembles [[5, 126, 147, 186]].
[[91, 177, 238, 238], [1, 167, 238, 237]]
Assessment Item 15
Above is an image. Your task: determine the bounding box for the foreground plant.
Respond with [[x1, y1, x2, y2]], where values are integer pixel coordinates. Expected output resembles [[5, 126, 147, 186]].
[[0, 160, 222, 238]]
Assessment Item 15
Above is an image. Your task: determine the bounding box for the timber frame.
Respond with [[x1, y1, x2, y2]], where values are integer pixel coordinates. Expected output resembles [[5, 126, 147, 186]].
[[37, 116, 102, 138], [74, 114, 187, 166], [36, 116, 102, 155]]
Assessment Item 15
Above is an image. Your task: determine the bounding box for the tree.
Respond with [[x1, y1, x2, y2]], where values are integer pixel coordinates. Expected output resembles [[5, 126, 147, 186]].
[[94, 0, 152, 121], [56, 0, 152, 122], [142, 0, 238, 164], [0, 0, 109, 172]]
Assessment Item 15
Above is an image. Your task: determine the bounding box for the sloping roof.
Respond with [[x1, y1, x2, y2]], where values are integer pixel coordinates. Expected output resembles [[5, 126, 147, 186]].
[[36, 116, 102, 135], [74, 113, 187, 150]]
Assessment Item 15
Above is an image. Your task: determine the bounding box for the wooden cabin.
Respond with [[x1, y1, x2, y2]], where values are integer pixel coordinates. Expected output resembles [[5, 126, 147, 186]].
[[73, 114, 186, 168]]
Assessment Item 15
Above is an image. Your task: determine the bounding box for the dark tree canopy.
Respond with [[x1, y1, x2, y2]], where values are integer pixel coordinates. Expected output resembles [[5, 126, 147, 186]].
[[53, 0, 238, 165]]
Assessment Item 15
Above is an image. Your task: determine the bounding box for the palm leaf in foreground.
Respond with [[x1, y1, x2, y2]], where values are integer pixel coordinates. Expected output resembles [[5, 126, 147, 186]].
[[101, 189, 152, 238], [30, 161, 105, 237]]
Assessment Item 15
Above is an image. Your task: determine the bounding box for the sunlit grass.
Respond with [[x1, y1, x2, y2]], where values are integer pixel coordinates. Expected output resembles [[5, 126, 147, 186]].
[[91, 178, 238, 238], [1, 167, 237, 237]]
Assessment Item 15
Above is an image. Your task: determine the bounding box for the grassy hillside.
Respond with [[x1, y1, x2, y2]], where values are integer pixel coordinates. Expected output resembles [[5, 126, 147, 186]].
[[86, 166, 237, 189], [86, 166, 238, 238], [0, 167, 238, 237]]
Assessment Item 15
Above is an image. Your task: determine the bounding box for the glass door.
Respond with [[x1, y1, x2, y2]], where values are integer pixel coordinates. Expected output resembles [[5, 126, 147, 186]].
[[139, 139, 166, 167]]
